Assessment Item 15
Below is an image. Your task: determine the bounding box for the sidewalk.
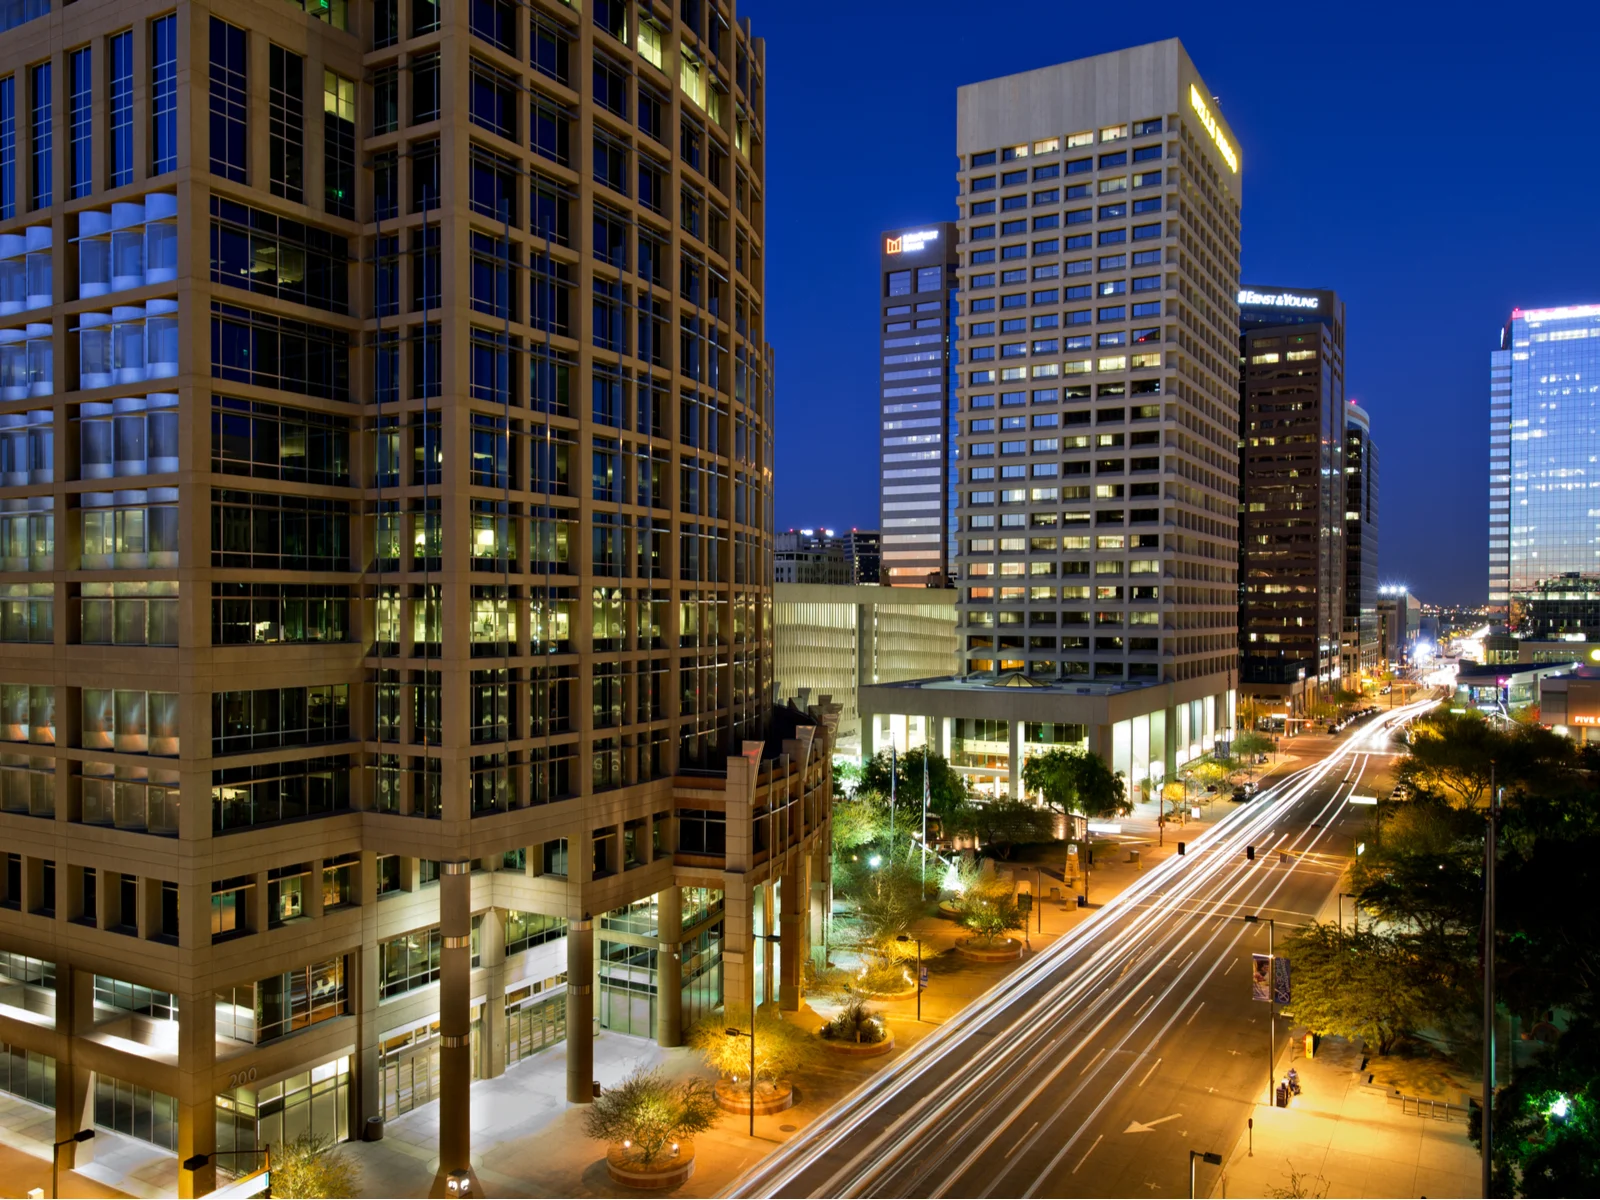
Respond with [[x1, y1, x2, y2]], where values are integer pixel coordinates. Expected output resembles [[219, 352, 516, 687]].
[[1210, 1036, 1478, 1200], [339, 784, 1282, 1198], [0, 1095, 137, 1199]]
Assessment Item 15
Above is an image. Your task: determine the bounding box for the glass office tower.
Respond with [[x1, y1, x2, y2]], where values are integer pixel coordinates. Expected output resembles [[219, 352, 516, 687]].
[[1496, 304, 1600, 603], [879, 222, 958, 586]]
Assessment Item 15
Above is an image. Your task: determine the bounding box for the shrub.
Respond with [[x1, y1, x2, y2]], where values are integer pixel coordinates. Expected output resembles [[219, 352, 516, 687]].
[[822, 991, 887, 1044], [269, 1130, 360, 1199], [856, 959, 912, 995], [582, 1067, 721, 1165], [954, 876, 1023, 947]]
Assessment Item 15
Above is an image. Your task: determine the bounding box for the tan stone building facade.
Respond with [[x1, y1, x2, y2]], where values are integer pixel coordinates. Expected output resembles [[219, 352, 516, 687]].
[[0, 1, 828, 1195]]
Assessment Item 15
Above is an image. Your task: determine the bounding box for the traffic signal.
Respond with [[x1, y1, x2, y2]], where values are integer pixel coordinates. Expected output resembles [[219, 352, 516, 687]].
[[1246, 845, 1255, 861], [1177, 842, 1186, 856]]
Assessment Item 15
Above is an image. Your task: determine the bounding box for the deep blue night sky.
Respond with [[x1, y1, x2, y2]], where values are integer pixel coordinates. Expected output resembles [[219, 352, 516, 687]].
[[750, 3, 1600, 605]]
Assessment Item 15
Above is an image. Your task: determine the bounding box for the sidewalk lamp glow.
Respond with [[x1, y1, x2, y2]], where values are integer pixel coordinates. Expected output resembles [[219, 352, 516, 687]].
[[1549, 1093, 1571, 1120], [1357, 842, 1366, 856], [868, 854, 882, 868]]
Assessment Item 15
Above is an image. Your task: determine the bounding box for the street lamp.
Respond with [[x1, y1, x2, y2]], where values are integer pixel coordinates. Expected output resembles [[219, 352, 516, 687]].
[[1188, 1149, 1223, 1199], [896, 933, 923, 1022], [1243, 914, 1277, 1106], [52, 1129, 94, 1199], [728, 932, 782, 1139]]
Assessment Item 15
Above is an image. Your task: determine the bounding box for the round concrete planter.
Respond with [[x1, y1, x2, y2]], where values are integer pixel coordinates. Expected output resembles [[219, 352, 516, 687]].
[[605, 1140, 696, 1190], [861, 980, 918, 1001], [956, 937, 1024, 962], [820, 1026, 896, 1058], [713, 1078, 795, 1115], [937, 899, 961, 919]]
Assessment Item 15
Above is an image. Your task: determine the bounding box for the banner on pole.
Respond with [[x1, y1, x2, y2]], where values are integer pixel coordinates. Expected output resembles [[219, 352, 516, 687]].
[[1251, 954, 1292, 1003], [1251, 953, 1271, 1001]]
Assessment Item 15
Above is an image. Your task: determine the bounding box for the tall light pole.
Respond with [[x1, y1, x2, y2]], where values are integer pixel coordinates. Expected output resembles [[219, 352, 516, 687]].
[[1483, 780, 1501, 1200], [52, 1129, 94, 1199], [897, 933, 923, 1022], [1188, 1149, 1222, 1199], [729, 931, 781, 1139], [1244, 913, 1276, 1105]]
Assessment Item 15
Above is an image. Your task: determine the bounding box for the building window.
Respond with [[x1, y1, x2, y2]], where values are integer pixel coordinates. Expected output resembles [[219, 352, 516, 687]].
[[380, 928, 442, 998], [268, 46, 304, 202], [68, 48, 92, 199], [29, 62, 50, 210], [108, 32, 133, 188], [0, 76, 14, 219], [211, 756, 349, 833], [323, 72, 355, 218], [94, 1075, 177, 1150], [151, 16, 177, 175], [209, 18, 247, 182], [215, 958, 347, 1044], [81, 688, 180, 756], [211, 684, 350, 756], [211, 303, 351, 401]]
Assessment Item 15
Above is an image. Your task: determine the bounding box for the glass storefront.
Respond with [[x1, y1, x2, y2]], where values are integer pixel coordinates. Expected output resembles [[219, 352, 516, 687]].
[[216, 1055, 350, 1167], [95, 1072, 177, 1150], [378, 1008, 482, 1120], [0, 1040, 54, 1107], [505, 980, 567, 1066], [598, 940, 656, 1037], [681, 921, 723, 1029]]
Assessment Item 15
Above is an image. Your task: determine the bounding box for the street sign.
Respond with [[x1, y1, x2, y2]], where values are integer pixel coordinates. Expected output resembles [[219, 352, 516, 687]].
[[919, 965, 929, 990]]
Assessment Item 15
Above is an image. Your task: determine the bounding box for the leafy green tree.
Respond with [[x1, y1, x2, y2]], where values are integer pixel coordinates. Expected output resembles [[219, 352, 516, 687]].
[[690, 1006, 817, 1094], [1233, 731, 1275, 760], [1347, 797, 1483, 951], [831, 793, 888, 852], [859, 747, 969, 820], [269, 1131, 361, 1199], [832, 758, 863, 797], [1476, 1014, 1600, 1197], [946, 798, 1055, 858], [583, 1067, 721, 1165], [1021, 747, 1128, 818], [1279, 922, 1455, 1055]]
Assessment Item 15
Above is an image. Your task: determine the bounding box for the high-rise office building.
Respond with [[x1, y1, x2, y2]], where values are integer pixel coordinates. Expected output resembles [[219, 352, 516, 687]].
[[1491, 304, 1600, 607], [1344, 401, 1380, 675], [1236, 286, 1345, 711], [879, 221, 958, 587], [775, 528, 850, 584], [0, 4, 831, 1196], [866, 40, 1241, 794]]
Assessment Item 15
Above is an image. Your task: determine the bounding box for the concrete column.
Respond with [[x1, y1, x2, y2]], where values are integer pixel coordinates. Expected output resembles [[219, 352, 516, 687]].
[[859, 708, 875, 760], [565, 918, 595, 1102], [430, 861, 477, 1197], [809, 838, 829, 969], [655, 886, 682, 1047], [478, 907, 508, 1079], [1007, 720, 1021, 799], [778, 869, 803, 1011], [54, 969, 95, 1172], [175, 988, 217, 1200], [1163, 705, 1179, 782]]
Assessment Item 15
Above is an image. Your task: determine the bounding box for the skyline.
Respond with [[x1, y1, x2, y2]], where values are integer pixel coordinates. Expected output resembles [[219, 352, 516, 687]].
[[756, 4, 1600, 605]]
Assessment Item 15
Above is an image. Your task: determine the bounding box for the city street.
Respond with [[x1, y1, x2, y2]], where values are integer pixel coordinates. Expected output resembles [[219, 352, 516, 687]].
[[726, 700, 1436, 1198]]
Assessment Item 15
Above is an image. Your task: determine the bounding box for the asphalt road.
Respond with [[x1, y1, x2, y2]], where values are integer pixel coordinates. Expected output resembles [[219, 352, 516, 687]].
[[727, 699, 1434, 1199]]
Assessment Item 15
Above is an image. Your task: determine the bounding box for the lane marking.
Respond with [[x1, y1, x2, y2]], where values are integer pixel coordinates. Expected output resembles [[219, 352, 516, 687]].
[[1133, 994, 1154, 1016], [1138, 1057, 1162, 1087], [1079, 1047, 1107, 1076], [1186, 1001, 1205, 1026], [1071, 1133, 1103, 1174], [1006, 1120, 1040, 1159]]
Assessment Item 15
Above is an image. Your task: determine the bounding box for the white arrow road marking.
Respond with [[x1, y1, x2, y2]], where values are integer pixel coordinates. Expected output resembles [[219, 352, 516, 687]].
[[1124, 1113, 1182, 1133]]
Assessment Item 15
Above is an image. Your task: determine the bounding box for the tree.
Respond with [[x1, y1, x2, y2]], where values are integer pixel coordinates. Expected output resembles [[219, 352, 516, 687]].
[[859, 747, 969, 821], [946, 798, 1055, 858], [1346, 797, 1483, 951], [1477, 1013, 1600, 1197], [832, 758, 863, 797], [690, 1007, 817, 1094], [1279, 922, 1452, 1056], [1021, 747, 1128, 818], [583, 1067, 721, 1165], [269, 1131, 361, 1199], [831, 793, 888, 853], [953, 875, 1024, 947], [1233, 731, 1275, 761], [853, 856, 927, 951], [1395, 709, 1507, 808]]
